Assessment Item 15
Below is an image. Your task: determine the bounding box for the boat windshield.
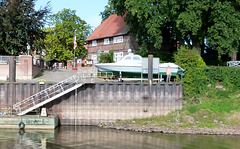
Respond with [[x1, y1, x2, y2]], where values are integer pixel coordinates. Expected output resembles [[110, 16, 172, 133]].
[[133, 56, 141, 60], [124, 56, 131, 60], [119, 53, 142, 62]]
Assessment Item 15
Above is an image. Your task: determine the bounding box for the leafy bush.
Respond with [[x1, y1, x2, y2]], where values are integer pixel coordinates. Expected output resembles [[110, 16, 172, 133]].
[[174, 46, 240, 103], [98, 50, 114, 63], [174, 46, 206, 70], [174, 46, 208, 97]]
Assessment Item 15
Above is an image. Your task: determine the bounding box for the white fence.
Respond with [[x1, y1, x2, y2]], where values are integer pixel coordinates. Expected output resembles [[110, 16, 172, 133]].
[[227, 61, 240, 67]]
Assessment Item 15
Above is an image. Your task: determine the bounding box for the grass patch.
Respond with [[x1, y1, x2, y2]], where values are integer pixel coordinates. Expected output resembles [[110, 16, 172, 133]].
[[117, 77, 240, 129], [102, 126, 110, 129], [117, 87, 240, 129]]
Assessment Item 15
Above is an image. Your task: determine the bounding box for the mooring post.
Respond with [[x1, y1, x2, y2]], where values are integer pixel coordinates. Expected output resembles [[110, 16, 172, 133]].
[[148, 55, 153, 107], [9, 56, 16, 107], [9, 56, 16, 82], [148, 55, 153, 85]]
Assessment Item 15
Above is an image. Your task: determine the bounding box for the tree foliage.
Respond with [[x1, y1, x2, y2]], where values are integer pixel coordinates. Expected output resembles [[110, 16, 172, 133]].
[[100, 1, 115, 22], [109, 0, 240, 60], [173, 46, 240, 102], [44, 9, 91, 63], [98, 51, 114, 63], [174, 46, 206, 70], [0, 0, 50, 55], [207, 1, 240, 57]]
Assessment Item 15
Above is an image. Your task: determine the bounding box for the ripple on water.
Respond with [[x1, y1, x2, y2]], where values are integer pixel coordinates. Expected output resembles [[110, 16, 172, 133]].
[[0, 127, 240, 149]]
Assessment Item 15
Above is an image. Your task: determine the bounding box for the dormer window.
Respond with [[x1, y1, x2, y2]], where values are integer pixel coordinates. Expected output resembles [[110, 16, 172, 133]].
[[113, 36, 123, 43], [104, 38, 109, 45], [92, 40, 97, 46]]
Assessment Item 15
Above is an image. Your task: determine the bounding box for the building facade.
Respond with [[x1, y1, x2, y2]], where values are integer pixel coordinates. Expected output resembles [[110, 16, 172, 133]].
[[86, 14, 139, 63], [0, 55, 44, 80]]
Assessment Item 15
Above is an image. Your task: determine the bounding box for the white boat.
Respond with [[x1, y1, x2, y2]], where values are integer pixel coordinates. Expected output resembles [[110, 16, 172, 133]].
[[95, 53, 185, 77], [95, 53, 142, 74], [159, 62, 185, 76]]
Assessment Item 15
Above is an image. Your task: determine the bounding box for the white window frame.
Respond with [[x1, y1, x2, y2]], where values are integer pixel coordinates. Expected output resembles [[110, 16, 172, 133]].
[[92, 55, 97, 61], [113, 52, 124, 62], [92, 40, 97, 46], [113, 36, 123, 44], [104, 38, 109, 45], [33, 58, 37, 65]]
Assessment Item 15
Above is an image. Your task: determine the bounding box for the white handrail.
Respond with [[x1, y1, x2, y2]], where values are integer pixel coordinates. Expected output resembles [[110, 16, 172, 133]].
[[227, 61, 240, 67], [13, 75, 81, 114]]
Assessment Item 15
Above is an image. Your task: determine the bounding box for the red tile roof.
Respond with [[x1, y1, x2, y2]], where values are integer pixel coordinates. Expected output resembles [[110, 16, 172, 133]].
[[85, 14, 129, 41]]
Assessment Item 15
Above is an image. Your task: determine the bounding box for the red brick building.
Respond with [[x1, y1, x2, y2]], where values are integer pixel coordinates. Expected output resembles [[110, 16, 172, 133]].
[[85, 14, 139, 63]]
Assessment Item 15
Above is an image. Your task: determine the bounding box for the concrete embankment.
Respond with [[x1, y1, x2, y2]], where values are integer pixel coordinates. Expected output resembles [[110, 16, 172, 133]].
[[0, 115, 59, 129], [0, 82, 183, 125]]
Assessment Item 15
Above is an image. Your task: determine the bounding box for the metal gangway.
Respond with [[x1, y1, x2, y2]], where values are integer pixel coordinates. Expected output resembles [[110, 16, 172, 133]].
[[13, 75, 83, 116]]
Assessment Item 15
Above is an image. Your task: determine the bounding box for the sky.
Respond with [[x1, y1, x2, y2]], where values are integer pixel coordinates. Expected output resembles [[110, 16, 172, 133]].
[[35, 0, 109, 30]]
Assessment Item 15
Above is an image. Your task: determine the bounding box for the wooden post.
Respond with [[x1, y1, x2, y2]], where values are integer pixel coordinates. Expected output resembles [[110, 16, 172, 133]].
[[148, 55, 153, 108], [148, 55, 153, 85], [9, 56, 16, 82], [9, 56, 16, 106]]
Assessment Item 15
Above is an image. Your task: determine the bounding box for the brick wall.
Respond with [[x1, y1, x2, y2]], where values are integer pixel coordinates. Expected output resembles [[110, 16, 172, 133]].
[[0, 55, 44, 80], [87, 34, 139, 60]]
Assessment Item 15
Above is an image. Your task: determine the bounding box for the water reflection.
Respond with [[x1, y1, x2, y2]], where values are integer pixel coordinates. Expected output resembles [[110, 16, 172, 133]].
[[0, 129, 53, 149], [0, 126, 240, 149]]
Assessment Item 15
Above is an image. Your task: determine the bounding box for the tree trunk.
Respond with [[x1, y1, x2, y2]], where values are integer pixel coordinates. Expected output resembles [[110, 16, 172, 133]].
[[231, 51, 237, 61], [192, 36, 201, 56]]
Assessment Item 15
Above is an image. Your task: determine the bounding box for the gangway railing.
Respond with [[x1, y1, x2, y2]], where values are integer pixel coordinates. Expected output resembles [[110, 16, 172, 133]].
[[13, 75, 83, 116], [97, 72, 113, 79]]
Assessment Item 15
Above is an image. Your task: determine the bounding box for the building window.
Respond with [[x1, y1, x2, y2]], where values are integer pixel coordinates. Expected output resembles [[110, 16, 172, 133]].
[[114, 52, 124, 62], [97, 50, 101, 61], [33, 58, 37, 65], [92, 40, 97, 46], [91, 55, 97, 64], [113, 36, 123, 43], [104, 38, 109, 45]]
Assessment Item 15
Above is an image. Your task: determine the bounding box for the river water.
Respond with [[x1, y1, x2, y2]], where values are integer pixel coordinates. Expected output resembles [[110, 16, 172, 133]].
[[0, 126, 240, 149]]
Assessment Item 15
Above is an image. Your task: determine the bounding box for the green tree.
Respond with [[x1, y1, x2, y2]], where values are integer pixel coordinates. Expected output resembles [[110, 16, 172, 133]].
[[177, 1, 240, 59], [100, 1, 115, 22], [0, 0, 50, 55], [207, 1, 240, 60], [44, 9, 91, 63], [110, 0, 183, 52], [110, 0, 240, 60]]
